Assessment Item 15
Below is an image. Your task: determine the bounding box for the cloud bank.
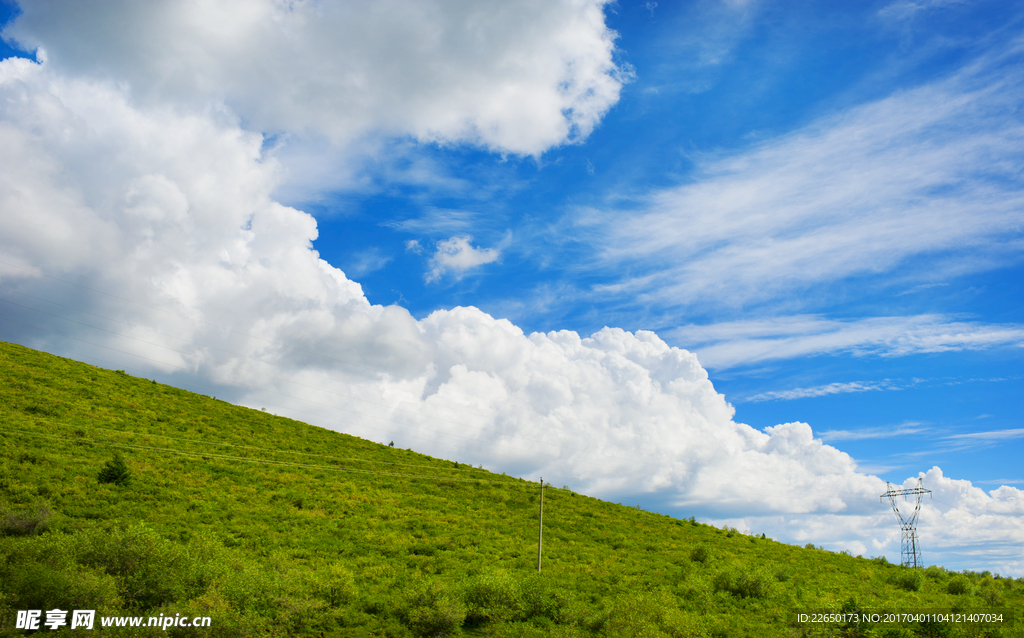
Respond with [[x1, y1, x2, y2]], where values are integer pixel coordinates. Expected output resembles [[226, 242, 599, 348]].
[[0, 3, 1021, 574], [3, 0, 625, 157]]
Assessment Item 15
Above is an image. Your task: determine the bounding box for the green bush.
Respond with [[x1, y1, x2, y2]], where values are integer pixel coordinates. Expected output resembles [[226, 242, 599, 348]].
[[893, 569, 923, 592], [923, 565, 946, 579], [690, 544, 712, 564], [314, 562, 356, 607], [518, 574, 563, 622], [405, 580, 466, 637], [0, 506, 52, 536], [464, 569, 522, 623], [74, 524, 202, 610], [602, 590, 707, 638], [0, 535, 122, 614], [946, 575, 971, 595], [97, 452, 132, 486], [713, 565, 773, 599]]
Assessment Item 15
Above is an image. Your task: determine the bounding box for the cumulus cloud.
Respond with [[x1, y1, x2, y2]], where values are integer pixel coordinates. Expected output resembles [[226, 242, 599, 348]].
[[1, 10, 1022, 574], [2, 0, 625, 157], [425, 236, 502, 282]]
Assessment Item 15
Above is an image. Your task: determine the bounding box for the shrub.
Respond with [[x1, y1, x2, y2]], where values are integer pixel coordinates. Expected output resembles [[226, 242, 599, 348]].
[[518, 575, 562, 622], [314, 563, 356, 607], [978, 587, 1003, 606], [924, 565, 946, 579], [602, 590, 705, 638], [0, 506, 52, 536], [713, 566, 772, 599], [4, 562, 122, 614], [97, 452, 132, 486], [74, 524, 200, 610], [690, 544, 712, 564], [0, 535, 122, 614], [464, 570, 522, 624], [893, 569, 923, 592], [405, 580, 466, 637]]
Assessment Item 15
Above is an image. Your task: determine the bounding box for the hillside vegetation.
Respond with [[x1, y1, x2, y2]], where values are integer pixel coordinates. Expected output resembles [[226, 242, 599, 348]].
[[1, 340, 1020, 637]]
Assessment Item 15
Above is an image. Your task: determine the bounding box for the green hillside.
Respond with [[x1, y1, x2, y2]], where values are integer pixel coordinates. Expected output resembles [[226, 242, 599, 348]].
[[0, 340, 1019, 637]]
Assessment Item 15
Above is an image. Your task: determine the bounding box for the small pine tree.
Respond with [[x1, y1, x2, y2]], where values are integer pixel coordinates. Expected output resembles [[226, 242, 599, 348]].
[[98, 452, 131, 486]]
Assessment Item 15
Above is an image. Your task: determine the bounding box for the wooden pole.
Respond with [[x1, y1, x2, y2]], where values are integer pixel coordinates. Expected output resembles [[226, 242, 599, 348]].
[[537, 478, 544, 572]]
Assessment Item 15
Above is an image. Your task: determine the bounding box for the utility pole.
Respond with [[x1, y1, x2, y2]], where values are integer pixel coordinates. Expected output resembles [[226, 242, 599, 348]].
[[880, 478, 931, 568], [537, 477, 544, 573]]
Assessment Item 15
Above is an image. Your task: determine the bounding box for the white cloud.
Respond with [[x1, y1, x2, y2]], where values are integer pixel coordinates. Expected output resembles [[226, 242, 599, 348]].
[[577, 40, 1024, 310], [344, 248, 392, 278], [819, 422, 927, 442], [878, 0, 967, 22], [388, 208, 481, 235], [425, 236, 502, 283], [3, 0, 625, 157], [1, 15, 1022, 574], [946, 428, 1024, 441], [671, 314, 1024, 370], [744, 380, 899, 403]]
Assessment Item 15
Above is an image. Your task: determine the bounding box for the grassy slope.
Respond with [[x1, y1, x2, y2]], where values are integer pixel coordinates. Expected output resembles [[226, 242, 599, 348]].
[[0, 340, 1019, 637]]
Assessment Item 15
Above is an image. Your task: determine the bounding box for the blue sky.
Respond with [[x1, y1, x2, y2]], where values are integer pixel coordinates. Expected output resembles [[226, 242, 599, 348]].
[[1, 0, 1021, 572], [286, 1, 1024, 487]]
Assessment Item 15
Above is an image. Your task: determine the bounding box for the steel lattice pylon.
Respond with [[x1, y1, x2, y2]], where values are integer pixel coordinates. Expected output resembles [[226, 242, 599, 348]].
[[880, 478, 931, 568]]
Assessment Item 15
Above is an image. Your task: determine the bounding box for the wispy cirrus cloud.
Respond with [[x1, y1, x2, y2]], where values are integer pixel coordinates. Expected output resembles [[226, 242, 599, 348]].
[[575, 38, 1024, 311], [387, 208, 481, 235], [744, 379, 900, 403], [670, 314, 1024, 370], [343, 247, 393, 278], [819, 422, 927, 442], [946, 428, 1024, 441]]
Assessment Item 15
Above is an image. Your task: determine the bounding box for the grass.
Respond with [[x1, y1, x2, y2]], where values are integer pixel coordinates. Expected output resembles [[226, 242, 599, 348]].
[[1, 340, 1020, 637]]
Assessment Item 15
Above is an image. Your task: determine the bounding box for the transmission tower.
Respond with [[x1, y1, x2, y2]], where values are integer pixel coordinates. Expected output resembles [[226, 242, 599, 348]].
[[880, 478, 931, 568]]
